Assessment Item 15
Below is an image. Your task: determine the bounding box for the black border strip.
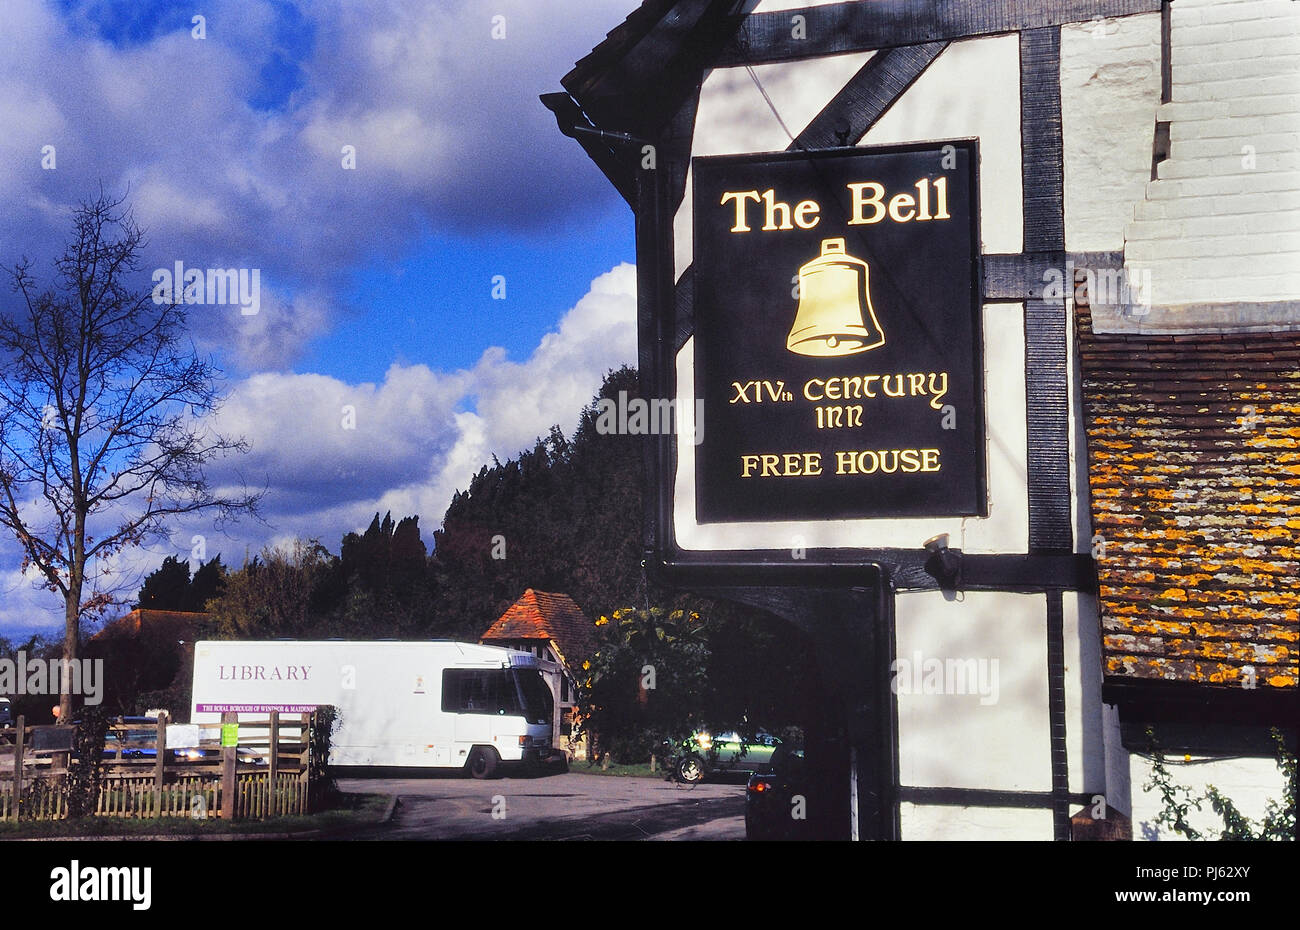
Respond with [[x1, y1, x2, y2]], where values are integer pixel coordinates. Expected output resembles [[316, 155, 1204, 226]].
[[1104, 678, 1300, 724], [720, 0, 1163, 67]]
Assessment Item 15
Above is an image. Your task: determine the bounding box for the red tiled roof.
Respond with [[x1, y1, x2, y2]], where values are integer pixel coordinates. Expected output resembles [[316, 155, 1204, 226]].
[[481, 589, 597, 670]]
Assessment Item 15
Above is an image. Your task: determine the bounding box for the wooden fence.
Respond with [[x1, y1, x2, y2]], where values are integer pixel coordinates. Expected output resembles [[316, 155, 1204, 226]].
[[0, 711, 321, 822]]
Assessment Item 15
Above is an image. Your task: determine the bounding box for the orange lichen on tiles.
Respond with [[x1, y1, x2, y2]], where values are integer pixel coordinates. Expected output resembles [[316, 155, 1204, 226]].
[[1079, 319, 1299, 690]]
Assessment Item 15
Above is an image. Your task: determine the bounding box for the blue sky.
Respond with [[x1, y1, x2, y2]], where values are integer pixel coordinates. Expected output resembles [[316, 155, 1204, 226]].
[[0, 0, 641, 637]]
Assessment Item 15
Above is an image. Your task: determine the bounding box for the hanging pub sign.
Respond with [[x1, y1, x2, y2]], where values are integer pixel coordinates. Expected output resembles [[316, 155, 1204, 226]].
[[692, 140, 985, 522]]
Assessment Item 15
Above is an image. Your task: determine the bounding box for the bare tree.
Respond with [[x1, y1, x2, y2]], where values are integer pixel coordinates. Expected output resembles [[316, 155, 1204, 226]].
[[0, 190, 260, 721]]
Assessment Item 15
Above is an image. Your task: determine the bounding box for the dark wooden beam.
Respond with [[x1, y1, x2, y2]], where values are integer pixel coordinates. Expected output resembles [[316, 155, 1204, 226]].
[[1025, 295, 1074, 553], [565, 0, 745, 140], [1020, 27, 1073, 554], [984, 252, 1063, 302], [983, 251, 1125, 302], [1021, 29, 1066, 254], [1161, 0, 1173, 104], [1046, 589, 1071, 840], [900, 785, 1094, 809], [719, 0, 1163, 67], [649, 550, 1097, 593], [665, 90, 702, 212]]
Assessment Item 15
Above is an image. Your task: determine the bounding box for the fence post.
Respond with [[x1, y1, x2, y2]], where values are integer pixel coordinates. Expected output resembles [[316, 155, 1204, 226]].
[[220, 711, 237, 820], [302, 712, 311, 813], [268, 710, 279, 816], [153, 711, 168, 817], [12, 716, 24, 820]]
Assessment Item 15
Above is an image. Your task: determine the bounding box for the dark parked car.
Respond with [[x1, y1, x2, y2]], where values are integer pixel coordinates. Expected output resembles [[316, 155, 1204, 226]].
[[674, 730, 782, 784], [745, 743, 810, 841]]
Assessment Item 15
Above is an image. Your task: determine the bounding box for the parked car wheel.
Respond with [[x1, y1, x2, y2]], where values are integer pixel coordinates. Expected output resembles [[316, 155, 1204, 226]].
[[677, 754, 706, 784], [467, 746, 499, 779]]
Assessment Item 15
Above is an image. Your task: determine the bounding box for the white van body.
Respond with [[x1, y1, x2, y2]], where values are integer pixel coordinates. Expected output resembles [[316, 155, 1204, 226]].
[[190, 640, 558, 772]]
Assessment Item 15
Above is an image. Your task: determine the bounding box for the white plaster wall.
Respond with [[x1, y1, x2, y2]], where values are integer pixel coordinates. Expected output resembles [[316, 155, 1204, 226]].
[[861, 33, 1024, 255], [901, 803, 1054, 841], [889, 588, 1108, 840], [1129, 752, 1291, 840], [1065, 590, 1107, 799], [1100, 703, 1133, 820], [894, 590, 1051, 793]]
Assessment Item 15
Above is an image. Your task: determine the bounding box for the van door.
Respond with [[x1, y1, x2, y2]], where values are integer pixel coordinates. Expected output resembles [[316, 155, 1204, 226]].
[[443, 670, 492, 745]]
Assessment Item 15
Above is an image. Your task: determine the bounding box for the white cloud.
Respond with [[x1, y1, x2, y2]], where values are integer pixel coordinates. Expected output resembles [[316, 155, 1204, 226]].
[[0, 0, 641, 635], [203, 262, 636, 535], [1, 261, 634, 635], [0, 0, 633, 372]]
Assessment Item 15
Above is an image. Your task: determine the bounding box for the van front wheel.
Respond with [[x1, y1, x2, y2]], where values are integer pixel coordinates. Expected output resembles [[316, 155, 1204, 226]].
[[468, 747, 499, 779]]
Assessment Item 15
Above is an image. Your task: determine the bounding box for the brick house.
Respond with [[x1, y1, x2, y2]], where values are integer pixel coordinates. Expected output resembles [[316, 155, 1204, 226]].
[[480, 589, 598, 756], [86, 609, 206, 719]]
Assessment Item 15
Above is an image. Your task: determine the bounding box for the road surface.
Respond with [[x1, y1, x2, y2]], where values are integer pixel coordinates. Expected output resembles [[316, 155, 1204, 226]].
[[337, 769, 747, 840]]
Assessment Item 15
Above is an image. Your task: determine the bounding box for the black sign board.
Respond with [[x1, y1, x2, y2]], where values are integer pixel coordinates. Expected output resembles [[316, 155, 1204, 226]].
[[692, 141, 985, 523]]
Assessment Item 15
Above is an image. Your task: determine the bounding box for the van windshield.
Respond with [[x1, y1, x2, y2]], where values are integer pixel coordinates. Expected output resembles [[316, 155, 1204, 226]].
[[512, 670, 554, 727]]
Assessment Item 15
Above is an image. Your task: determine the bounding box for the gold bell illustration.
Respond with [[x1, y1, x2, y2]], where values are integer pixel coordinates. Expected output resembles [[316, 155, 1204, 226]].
[[786, 237, 885, 357]]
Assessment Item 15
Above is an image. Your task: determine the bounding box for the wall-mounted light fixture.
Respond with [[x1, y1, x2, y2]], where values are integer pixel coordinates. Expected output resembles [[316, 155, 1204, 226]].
[[922, 533, 962, 592]]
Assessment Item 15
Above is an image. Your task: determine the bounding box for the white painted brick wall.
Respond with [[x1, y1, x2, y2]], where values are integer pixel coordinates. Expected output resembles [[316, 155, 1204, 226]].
[[1123, 0, 1300, 309], [1061, 13, 1163, 251]]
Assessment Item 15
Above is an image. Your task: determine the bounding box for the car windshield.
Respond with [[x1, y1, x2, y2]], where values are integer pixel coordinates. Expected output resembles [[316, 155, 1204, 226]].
[[511, 669, 554, 727]]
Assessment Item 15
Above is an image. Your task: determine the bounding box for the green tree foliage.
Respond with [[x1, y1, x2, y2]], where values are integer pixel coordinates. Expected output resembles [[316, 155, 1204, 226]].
[[430, 367, 646, 637], [573, 603, 818, 764], [577, 607, 711, 764], [205, 541, 336, 639], [136, 556, 191, 610], [0, 633, 61, 722], [136, 555, 227, 612], [83, 611, 198, 716], [188, 556, 227, 612], [333, 512, 433, 636]]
